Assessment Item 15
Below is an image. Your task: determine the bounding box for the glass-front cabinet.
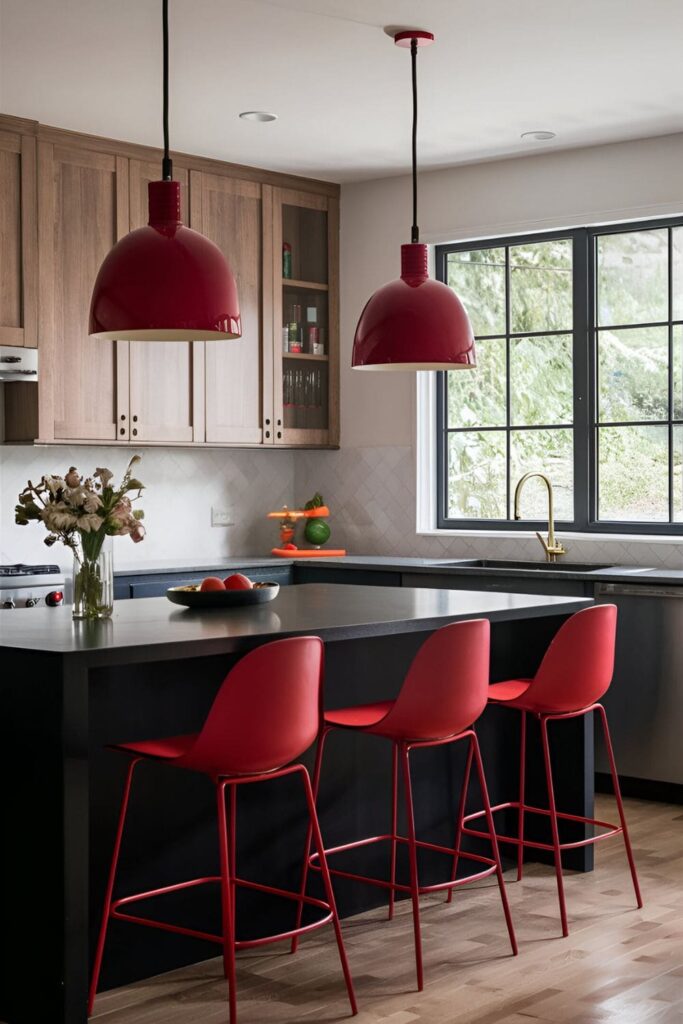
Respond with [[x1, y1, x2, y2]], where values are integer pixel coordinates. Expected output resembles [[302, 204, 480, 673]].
[[271, 187, 339, 447]]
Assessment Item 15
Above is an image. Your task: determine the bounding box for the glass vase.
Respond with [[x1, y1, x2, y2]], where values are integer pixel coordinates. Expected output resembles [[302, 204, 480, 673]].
[[72, 535, 113, 620]]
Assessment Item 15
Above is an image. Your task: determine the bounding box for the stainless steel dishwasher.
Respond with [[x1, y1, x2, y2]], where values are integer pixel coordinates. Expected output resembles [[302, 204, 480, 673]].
[[595, 581, 683, 785]]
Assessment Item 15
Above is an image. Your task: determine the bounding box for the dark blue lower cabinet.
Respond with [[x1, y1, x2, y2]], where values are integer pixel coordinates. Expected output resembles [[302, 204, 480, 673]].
[[293, 567, 401, 586], [116, 565, 293, 600]]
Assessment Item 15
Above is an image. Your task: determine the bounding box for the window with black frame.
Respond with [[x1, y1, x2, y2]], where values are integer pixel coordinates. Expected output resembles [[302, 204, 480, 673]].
[[436, 219, 683, 534]]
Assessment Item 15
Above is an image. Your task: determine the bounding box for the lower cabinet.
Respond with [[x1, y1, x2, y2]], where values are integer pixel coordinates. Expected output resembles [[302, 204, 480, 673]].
[[115, 564, 293, 600], [401, 572, 591, 599], [293, 567, 401, 586]]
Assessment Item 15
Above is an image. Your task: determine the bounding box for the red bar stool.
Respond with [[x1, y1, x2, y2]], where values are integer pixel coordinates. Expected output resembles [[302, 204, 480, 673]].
[[88, 636, 357, 1023], [458, 604, 643, 936], [295, 619, 518, 992]]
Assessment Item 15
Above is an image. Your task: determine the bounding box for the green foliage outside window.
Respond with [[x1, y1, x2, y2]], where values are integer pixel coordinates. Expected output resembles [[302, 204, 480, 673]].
[[441, 226, 683, 527]]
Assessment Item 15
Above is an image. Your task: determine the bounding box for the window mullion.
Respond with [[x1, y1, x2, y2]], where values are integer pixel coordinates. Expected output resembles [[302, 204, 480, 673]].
[[668, 226, 674, 523], [505, 246, 511, 518]]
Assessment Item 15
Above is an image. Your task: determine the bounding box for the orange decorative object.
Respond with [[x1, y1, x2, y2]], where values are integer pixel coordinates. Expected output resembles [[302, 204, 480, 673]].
[[271, 548, 346, 558], [266, 505, 330, 520], [267, 502, 339, 554]]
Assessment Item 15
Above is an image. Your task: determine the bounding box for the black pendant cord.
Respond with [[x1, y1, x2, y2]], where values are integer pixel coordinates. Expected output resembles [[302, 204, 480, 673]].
[[162, 0, 173, 180], [410, 37, 419, 244]]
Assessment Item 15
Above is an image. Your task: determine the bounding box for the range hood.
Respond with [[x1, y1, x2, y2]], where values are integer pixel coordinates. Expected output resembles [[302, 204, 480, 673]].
[[0, 346, 38, 382]]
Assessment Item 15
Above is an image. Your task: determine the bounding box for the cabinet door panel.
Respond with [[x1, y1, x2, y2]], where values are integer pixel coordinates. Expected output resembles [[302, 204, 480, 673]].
[[0, 130, 37, 347], [40, 143, 128, 441], [272, 187, 339, 448], [193, 172, 265, 444], [127, 161, 201, 442]]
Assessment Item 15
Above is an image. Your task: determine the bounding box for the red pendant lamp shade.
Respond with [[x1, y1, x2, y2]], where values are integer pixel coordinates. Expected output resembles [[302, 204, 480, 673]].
[[89, 181, 241, 341], [352, 242, 474, 370], [89, 0, 240, 342], [351, 30, 476, 371]]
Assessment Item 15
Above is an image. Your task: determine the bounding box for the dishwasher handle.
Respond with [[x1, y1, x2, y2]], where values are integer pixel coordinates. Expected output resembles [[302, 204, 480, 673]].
[[596, 582, 683, 598]]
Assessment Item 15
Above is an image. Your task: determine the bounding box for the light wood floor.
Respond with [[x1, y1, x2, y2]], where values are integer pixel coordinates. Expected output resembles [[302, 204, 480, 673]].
[[93, 796, 683, 1024]]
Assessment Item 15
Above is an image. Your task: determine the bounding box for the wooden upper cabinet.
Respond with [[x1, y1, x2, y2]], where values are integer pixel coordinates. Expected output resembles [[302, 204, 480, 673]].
[[191, 170, 267, 444], [272, 187, 339, 447], [0, 128, 37, 347], [38, 142, 129, 441], [126, 160, 204, 443]]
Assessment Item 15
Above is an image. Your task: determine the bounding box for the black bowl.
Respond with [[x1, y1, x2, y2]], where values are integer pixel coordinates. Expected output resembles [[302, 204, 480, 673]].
[[166, 582, 280, 609]]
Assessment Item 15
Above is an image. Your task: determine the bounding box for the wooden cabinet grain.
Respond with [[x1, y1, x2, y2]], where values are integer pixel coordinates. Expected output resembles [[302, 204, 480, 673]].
[[1, 115, 340, 448], [0, 126, 37, 347], [37, 141, 129, 441], [191, 171, 268, 444], [272, 187, 339, 447]]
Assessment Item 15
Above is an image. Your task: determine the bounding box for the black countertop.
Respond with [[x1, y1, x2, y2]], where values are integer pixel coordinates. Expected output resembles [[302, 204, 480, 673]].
[[112, 554, 683, 586], [0, 583, 591, 662]]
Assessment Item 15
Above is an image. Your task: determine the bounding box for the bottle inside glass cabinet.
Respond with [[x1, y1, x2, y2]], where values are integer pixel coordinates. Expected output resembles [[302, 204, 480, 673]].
[[277, 195, 334, 440]]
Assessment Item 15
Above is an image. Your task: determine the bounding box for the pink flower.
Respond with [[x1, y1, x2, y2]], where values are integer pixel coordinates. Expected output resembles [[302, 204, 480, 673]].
[[131, 524, 146, 543], [111, 498, 132, 519]]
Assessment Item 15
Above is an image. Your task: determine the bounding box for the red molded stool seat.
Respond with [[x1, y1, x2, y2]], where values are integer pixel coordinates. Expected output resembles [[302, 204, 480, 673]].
[[459, 604, 643, 936], [295, 619, 518, 992], [88, 636, 357, 1023]]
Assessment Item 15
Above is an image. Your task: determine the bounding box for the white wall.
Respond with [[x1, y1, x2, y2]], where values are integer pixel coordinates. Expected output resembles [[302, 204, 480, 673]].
[[1, 445, 294, 570], [295, 133, 683, 567]]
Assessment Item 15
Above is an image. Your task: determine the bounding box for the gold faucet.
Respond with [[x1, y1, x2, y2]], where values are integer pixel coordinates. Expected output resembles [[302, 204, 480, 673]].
[[513, 472, 566, 563]]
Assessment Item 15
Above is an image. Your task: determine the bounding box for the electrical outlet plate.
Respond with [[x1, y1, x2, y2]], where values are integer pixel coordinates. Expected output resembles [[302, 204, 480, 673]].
[[211, 506, 234, 527]]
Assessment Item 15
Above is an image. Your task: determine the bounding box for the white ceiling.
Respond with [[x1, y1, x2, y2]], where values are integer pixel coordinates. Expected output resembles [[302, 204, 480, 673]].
[[2, 0, 683, 183]]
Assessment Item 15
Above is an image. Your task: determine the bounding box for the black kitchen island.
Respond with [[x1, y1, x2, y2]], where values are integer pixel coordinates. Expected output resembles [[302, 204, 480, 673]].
[[0, 583, 593, 1024]]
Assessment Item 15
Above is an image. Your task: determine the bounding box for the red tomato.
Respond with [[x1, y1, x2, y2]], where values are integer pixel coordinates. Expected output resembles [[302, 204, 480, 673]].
[[282, 543, 298, 551], [224, 573, 253, 591], [200, 576, 226, 592]]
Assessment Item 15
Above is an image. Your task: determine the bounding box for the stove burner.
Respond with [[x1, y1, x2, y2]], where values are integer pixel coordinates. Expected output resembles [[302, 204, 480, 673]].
[[0, 564, 61, 577]]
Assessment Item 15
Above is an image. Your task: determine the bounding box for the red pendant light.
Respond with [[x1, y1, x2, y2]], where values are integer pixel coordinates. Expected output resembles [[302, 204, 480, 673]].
[[352, 31, 475, 371], [89, 0, 240, 342]]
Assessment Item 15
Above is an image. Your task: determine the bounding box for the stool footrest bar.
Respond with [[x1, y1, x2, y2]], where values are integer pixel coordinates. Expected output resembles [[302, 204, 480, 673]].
[[111, 874, 334, 950], [463, 802, 622, 852], [309, 833, 498, 894]]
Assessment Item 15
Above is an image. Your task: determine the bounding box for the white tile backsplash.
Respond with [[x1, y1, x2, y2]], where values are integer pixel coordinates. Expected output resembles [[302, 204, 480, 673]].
[[3, 441, 682, 571], [0, 445, 295, 569], [295, 445, 683, 569]]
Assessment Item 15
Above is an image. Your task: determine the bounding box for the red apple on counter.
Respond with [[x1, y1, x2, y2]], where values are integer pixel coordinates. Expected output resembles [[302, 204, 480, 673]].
[[200, 576, 226, 592], [224, 573, 253, 590]]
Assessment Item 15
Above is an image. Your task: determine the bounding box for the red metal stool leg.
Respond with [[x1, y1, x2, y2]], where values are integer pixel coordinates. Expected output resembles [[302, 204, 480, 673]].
[[597, 705, 643, 908], [400, 743, 424, 991], [299, 766, 358, 1016], [471, 734, 518, 955], [540, 717, 569, 937], [517, 711, 527, 882], [88, 756, 141, 1017], [446, 734, 474, 904], [224, 783, 237, 979], [217, 781, 238, 1024], [388, 742, 399, 920], [291, 727, 329, 954]]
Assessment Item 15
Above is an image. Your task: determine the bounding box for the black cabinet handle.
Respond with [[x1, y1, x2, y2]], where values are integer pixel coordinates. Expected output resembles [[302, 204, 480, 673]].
[[119, 427, 125, 436], [132, 428, 138, 437], [265, 430, 270, 439]]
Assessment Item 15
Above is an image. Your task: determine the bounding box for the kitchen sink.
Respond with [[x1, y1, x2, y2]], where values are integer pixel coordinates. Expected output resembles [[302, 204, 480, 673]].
[[438, 559, 615, 573]]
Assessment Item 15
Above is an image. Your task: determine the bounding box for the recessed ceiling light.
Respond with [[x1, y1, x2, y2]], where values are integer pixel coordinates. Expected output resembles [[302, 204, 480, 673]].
[[521, 130, 556, 142], [239, 111, 278, 123]]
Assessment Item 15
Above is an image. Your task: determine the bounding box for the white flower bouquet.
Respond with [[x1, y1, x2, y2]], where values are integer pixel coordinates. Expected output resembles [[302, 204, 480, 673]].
[[15, 456, 146, 619]]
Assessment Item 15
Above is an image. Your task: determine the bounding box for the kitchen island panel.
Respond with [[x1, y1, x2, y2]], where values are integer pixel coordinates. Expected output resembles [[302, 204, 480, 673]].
[[0, 586, 592, 1024]]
